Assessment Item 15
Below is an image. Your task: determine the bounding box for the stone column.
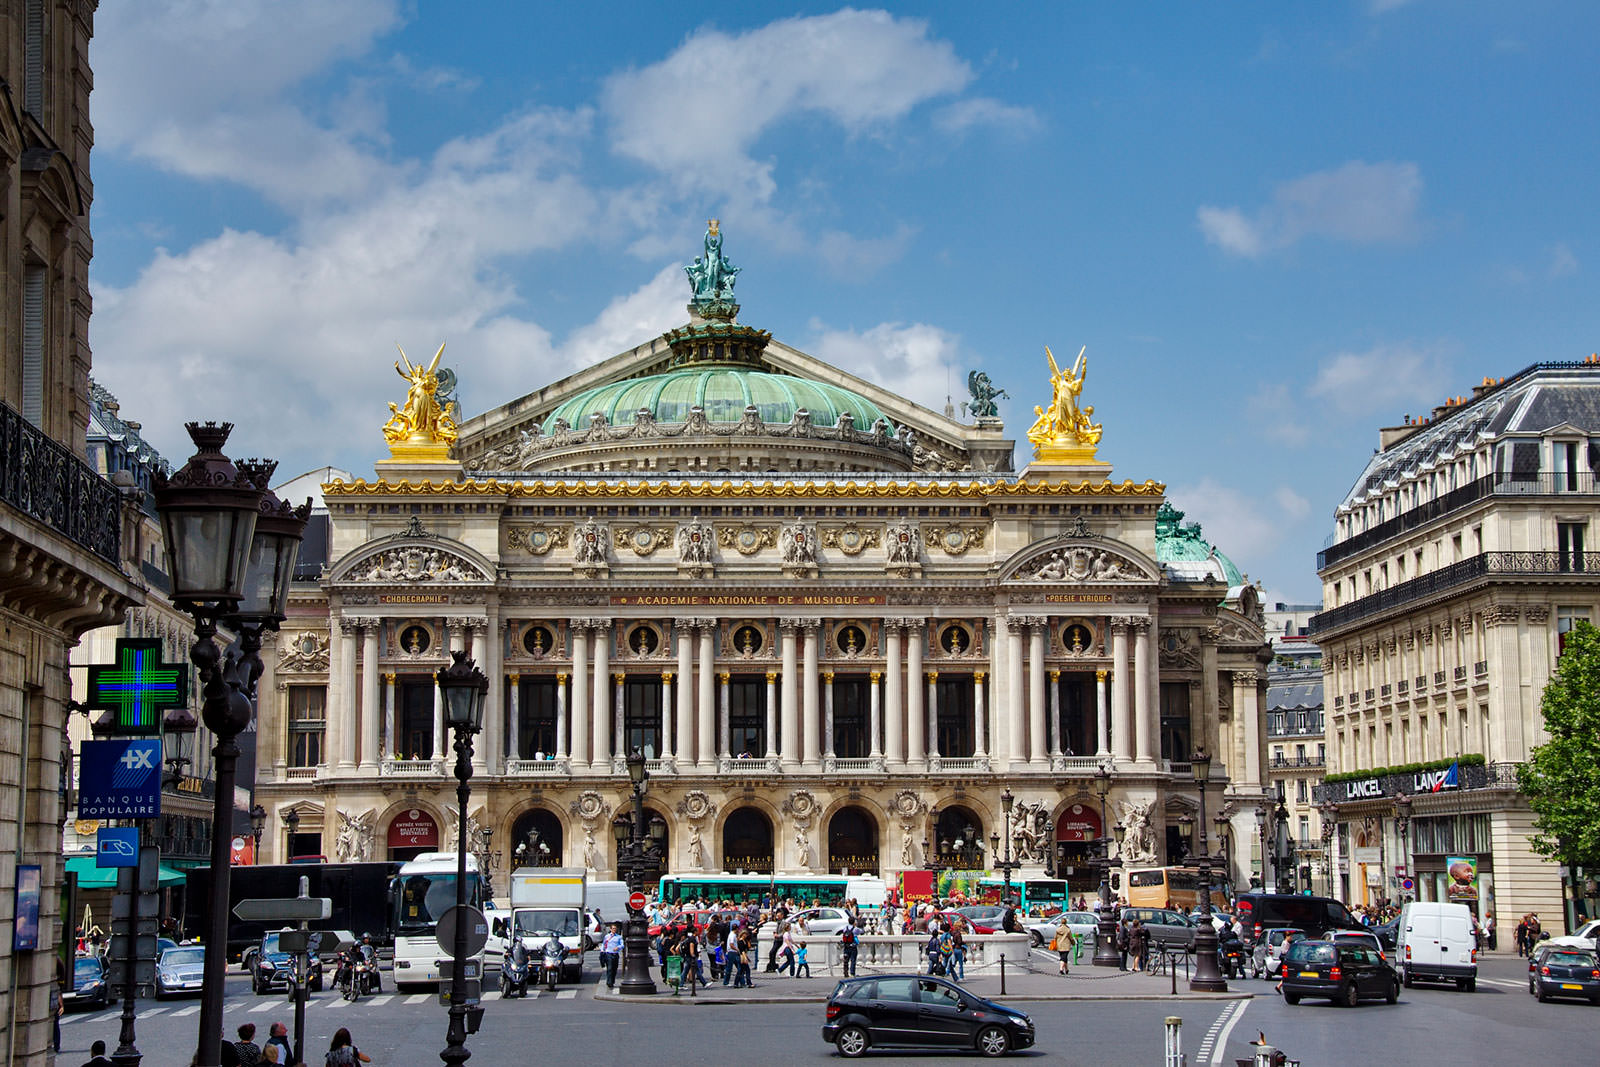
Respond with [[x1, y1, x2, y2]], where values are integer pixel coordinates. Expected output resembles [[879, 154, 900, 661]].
[[780, 621, 800, 768], [764, 671, 779, 760], [1095, 668, 1110, 756], [676, 627, 695, 764], [661, 671, 675, 763], [884, 624, 903, 766], [384, 672, 396, 762], [802, 621, 821, 768], [925, 670, 940, 763], [1028, 619, 1047, 768], [1111, 618, 1132, 762], [906, 622, 925, 768], [697, 622, 716, 768], [868, 670, 883, 760], [571, 622, 590, 766], [718, 672, 731, 764], [1133, 618, 1154, 764], [1006, 618, 1025, 768], [823, 670, 836, 763], [1235, 669, 1262, 785], [613, 671, 626, 760], [972, 671, 987, 758], [337, 618, 359, 770], [326, 617, 346, 769], [1048, 669, 1063, 759], [358, 621, 380, 772], [554, 672, 569, 759], [592, 622, 611, 768], [507, 672, 521, 763], [471, 621, 490, 773]]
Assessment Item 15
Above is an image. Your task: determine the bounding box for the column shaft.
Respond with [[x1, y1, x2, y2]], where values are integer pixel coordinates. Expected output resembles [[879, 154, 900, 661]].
[[676, 630, 694, 764], [1028, 625, 1047, 766], [555, 673, 569, 759], [1048, 670, 1063, 758], [571, 625, 590, 765], [471, 625, 489, 772], [1134, 621, 1153, 763], [781, 626, 800, 767], [764, 672, 778, 759], [973, 672, 987, 757], [802, 625, 821, 767], [698, 627, 716, 768], [868, 671, 883, 760], [592, 624, 611, 767], [339, 623, 359, 769], [384, 673, 396, 763], [884, 627, 904, 765], [1095, 669, 1109, 756], [1111, 621, 1132, 761], [1006, 622, 1025, 768], [507, 674, 522, 761], [906, 626, 924, 766], [661, 673, 675, 761], [613, 672, 626, 759], [925, 672, 939, 760], [360, 625, 380, 771], [823, 672, 836, 760]]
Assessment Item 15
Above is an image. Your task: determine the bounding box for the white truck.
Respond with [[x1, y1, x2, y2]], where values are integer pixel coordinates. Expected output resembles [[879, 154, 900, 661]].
[[490, 867, 587, 982]]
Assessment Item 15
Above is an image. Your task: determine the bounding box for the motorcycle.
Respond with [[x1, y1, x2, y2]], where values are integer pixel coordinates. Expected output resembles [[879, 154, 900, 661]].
[[501, 948, 529, 999], [1219, 936, 1247, 980], [341, 953, 377, 1002], [542, 940, 564, 991]]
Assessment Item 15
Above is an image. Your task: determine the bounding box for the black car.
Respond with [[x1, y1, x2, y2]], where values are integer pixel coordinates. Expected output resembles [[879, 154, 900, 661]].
[[1280, 939, 1399, 1007], [1530, 948, 1600, 1005], [823, 974, 1035, 1058], [251, 930, 324, 995], [64, 955, 109, 1011]]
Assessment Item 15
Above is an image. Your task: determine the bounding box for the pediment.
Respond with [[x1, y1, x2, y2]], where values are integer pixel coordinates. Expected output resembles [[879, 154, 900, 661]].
[[1000, 538, 1160, 585], [329, 523, 494, 585]]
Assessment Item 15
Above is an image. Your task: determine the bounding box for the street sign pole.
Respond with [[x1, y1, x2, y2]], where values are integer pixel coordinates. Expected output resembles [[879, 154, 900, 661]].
[[293, 876, 310, 1067], [109, 837, 157, 1067]]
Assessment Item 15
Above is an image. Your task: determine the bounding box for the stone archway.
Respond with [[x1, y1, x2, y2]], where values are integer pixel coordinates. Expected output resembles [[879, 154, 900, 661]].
[[827, 806, 879, 875], [722, 807, 774, 874], [508, 808, 564, 868], [613, 806, 670, 884], [933, 806, 986, 871]]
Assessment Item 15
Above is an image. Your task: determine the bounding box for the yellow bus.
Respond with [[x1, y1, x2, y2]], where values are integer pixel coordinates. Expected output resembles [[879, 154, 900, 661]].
[[1113, 866, 1228, 909]]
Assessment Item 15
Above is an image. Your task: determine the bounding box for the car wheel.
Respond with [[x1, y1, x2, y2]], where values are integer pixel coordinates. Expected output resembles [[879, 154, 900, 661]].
[[251, 977, 262, 996], [1464, 977, 1475, 992], [976, 1025, 1010, 1058], [1029, 931, 1043, 948], [1341, 981, 1360, 1008], [1283, 992, 1300, 1005], [835, 1025, 870, 1059], [1386, 980, 1399, 1005], [1536, 985, 1549, 1003], [1402, 970, 1413, 989], [1528, 978, 1536, 995], [1455, 977, 1468, 991]]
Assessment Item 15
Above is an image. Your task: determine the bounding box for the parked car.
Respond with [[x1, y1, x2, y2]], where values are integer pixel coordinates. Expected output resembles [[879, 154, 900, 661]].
[[1024, 911, 1099, 949], [1396, 901, 1477, 990], [250, 930, 325, 995], [1257, 927, 1307, 979], [1233, 892, 1363, 945], [1529, 947, 1600, 1005], [1119, 908, 1197, 951], [823, 973, 1036, 1058], [1280, 939, 1400, 1007], [1322, 928, 1388, 961], [64, 956, 109, 1011], [954, 905, 1008, 928], [1546, 918, 1600, 954], [1371, 918, 1401, 950], [155, 945, 207, 999], [933, 910, 997, 935]]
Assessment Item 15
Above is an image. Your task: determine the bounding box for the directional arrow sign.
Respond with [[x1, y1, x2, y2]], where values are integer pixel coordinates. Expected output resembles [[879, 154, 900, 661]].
[[233, 897, 332, 923]]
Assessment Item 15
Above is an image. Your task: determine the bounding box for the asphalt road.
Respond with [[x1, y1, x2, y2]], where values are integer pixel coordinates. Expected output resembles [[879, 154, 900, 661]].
[[55, 954, 1595, 1066]]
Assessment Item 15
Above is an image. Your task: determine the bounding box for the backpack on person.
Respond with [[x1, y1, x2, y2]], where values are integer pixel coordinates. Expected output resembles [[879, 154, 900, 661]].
[[842, 928, 857, 947]]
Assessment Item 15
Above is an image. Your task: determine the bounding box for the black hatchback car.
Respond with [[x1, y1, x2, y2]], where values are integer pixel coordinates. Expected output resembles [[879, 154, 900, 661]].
[[1281, 939, 1400, 1007], [1530, 948, 1600, 1005], [823, 974, 1035, 1058]]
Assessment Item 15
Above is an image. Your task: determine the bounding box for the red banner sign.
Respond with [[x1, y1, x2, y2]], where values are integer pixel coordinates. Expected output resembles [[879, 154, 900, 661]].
[[1054, 804, 1102, 842], [387, 808, 439, 849]]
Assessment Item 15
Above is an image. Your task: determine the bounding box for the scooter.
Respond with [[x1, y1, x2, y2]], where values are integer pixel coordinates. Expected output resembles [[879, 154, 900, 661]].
[[501, 949, 529, 999], [1219, 936, 1247, 980], [542, 941, 564, 991]]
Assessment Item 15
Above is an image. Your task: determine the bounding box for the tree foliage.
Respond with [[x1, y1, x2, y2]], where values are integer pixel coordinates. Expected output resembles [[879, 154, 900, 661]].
[[1519, 620, 1600, 866]]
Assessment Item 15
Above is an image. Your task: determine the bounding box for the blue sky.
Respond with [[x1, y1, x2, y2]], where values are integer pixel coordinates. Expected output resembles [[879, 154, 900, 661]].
[[87, 2, 1600, 602]]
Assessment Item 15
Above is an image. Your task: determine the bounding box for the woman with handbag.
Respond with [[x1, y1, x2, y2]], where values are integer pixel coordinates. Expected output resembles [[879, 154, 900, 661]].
[[1053, 917, 1076, 976]]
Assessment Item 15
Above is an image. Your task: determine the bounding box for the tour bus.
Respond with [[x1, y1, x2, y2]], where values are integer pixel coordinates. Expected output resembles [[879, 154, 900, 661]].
[[977, 877, 1069, 913], [390, 852, 487, 988], [1112, 866, 1229, 910], [657, 873, 887, 908]]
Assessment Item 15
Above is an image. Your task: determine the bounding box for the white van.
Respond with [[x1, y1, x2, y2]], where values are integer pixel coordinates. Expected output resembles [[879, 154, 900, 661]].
[[1396, 901, 1477, 990]]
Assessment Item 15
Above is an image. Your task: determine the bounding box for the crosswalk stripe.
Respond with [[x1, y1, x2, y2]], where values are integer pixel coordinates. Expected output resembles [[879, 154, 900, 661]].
[[367, 995, 393, 1006], [556, 989, 576, 1000], [405, 994, 430, 1005], [481, 991, 501, 1001], [142, 1007, 170, 1017], [171, 1006, 200, 1017], [249, 1000, 276, 1014]]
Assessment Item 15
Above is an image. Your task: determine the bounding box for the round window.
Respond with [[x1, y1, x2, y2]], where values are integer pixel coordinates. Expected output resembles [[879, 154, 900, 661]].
[[523, 624, 554, 656], [399, 624, 431, 654]]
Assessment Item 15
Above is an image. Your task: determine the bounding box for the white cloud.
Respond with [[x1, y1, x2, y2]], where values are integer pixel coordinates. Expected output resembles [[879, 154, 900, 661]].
[[1306, 341, 1452, 418], [1275, 487, 1312, 520], [602, 10, 972, 205], [1198, 161, 1423, 258], [933, 97, 1041, 136], [1248, 383, 1311, 447], [807, 321, 966, 415], [1165, 479, 1286, 577], [1548, 242, 1579, 278]]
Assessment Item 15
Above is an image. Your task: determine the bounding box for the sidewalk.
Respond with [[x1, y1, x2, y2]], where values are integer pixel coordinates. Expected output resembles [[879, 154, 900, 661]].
[[592, 961, 1255, 1005]]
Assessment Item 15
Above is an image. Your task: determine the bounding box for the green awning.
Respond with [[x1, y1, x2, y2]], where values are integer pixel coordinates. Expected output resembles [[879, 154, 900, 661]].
[[65, 855, 186, 890]]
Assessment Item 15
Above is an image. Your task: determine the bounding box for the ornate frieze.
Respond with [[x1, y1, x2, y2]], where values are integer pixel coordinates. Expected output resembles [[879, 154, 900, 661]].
[[573, 517, 610, 564], [348, 545, 489, 583], [676, 519, 715, 564], [924, 525, 987, 556], [1011, 544, 1145, 583], [780, 523, 818, 566], [821, 524, 879, 556], [884, 521, 922, 564], [718, 524, 775, 555], [506, 525, 567, 555], [1524, 605, 1550, 623], [615, 525, 672, 556], [276, 631, 330, 673]]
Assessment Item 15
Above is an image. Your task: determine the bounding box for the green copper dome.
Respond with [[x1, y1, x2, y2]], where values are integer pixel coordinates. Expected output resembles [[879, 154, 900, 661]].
[[544, 368, 894, 433], [1154, 501, 1245, 585]]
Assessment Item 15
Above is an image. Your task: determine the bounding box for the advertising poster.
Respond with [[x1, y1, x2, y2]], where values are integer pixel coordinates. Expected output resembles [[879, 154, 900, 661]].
[[1445, 855, 1478, 903], [13, 865, 41, 950]]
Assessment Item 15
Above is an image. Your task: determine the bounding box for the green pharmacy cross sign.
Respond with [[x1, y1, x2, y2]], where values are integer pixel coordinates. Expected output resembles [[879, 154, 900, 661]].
[[84, 638, 189, 736]]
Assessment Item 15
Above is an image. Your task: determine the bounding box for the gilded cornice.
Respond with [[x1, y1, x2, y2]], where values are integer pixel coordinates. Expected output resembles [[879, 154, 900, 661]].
[[321, 477, 1166, 500]]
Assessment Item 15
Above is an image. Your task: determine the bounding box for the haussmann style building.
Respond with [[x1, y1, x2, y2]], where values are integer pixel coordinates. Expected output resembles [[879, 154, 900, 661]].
[[253, 224, 1276, 903]]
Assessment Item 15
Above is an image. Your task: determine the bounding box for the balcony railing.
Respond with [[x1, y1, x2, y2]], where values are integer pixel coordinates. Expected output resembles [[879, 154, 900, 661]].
[[1319, 469, 1600, 571], [1312, 551, 1600, 634], [383, 758, 443, 775], [1453, 665, 1468, 684], [0, 398, 121, 563], [1269, 755, 1326, 769], [1474, 660, 1488, 677]]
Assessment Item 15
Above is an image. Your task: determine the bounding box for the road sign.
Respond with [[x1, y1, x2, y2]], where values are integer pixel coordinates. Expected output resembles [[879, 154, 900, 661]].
[[1400, 876, 1416, 892], [96, 827, 140, 868], [628, 891, 647, 912], [84, 638, 189, 735], [233, 897, 333, 923], [435, 905, 489, 957], [78, 739, 162, 818]]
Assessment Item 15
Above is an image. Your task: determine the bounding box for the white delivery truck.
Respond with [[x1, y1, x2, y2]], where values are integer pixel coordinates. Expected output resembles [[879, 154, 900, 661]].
[[491, 867, 588, 983], [585, 880, 631, 938], [1396, 900, 1478, 991]]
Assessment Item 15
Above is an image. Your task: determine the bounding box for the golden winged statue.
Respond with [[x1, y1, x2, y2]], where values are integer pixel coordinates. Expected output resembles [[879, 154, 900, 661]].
[[1026, 344, 1102, 449], [382, 342, 458, 447]]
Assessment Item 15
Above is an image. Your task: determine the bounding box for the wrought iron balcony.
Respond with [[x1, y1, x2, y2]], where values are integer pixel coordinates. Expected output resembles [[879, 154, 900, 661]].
[[0, 398, 120, 563]]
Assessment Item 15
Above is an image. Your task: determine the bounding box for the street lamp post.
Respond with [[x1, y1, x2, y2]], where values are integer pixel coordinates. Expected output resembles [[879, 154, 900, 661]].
[[1213, 811, 1232, 898], [994, 787, 1019, 905], [1092, 767, 1120, 967], [1272, 798, 1292, 894], [1254, 804, 1268, 891], [249, 804, 266, 863], [283, 807, 300, 862], [1319, 803, 1338, 898], [1392, 794, 1413, 903], [616, 749, 662, 995], [153, 424, 307, 1067], [1188, 750, 1227, 992], [437, 651, 488, 1066]]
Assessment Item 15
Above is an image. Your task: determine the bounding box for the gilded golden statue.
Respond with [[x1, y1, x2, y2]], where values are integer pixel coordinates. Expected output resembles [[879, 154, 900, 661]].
[[382, 342, 458, 447], [1026, 345, 1102, 449]]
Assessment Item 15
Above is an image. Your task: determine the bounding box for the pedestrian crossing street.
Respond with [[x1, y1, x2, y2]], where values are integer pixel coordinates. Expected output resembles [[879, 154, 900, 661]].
[[60, 986, 581, 1027]]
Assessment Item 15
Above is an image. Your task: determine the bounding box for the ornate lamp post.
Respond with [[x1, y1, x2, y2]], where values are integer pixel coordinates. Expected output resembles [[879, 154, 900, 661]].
[[1213, 811, 1232, 898], [616, 749, 662, 995], [1176, 813, 1194, 862], [1272, 798, 1292, 894], [436, 651, 488, 1066], [161, 707, 197, 791], [1092, 767, 1120, 966], [994, 787, 1020, 905], [282, 807, 300, 861], [1392, 794, 1413, 902], [1319, 802, 1339, 897], [249, 804, 267, 863], [1188, 750, 1227, 992], [1254, 804, 1269, 891], [153, 423, 307, 1067]]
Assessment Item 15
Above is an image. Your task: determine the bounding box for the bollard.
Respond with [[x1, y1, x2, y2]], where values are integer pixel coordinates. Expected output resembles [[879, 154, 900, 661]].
[[1170, 950, 1178, 997], [999, 952, 1007, 996], [1164, 1016, 1183, 1067], [1254, 1046, 1277, 1067]]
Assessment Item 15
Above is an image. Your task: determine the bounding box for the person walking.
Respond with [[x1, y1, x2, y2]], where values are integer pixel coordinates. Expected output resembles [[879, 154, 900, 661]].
[[1115, 919, 1130, 970], [777, 923, 797, 975], [600, 923, 624, 990], [839, 919, 861, 977], [1132, 920, 1150, 973], [736, 926, 755, 988], [1054, 916, 1076, 976], [949, 921, 967, 982], [324, 1026, 372, 1065], [794, 939, 811, 978], [723, 923, 741, 986]]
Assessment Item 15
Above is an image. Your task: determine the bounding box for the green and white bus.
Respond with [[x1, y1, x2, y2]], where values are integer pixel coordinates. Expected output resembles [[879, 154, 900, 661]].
[[657, 873, 887, 908]]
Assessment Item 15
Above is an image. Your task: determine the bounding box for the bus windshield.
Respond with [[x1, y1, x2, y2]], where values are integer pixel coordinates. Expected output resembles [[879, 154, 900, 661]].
[[393, 872, 478, 935]]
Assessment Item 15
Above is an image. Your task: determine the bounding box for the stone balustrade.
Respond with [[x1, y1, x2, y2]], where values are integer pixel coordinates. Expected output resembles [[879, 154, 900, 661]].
[[817, 933, 1034, 976]]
